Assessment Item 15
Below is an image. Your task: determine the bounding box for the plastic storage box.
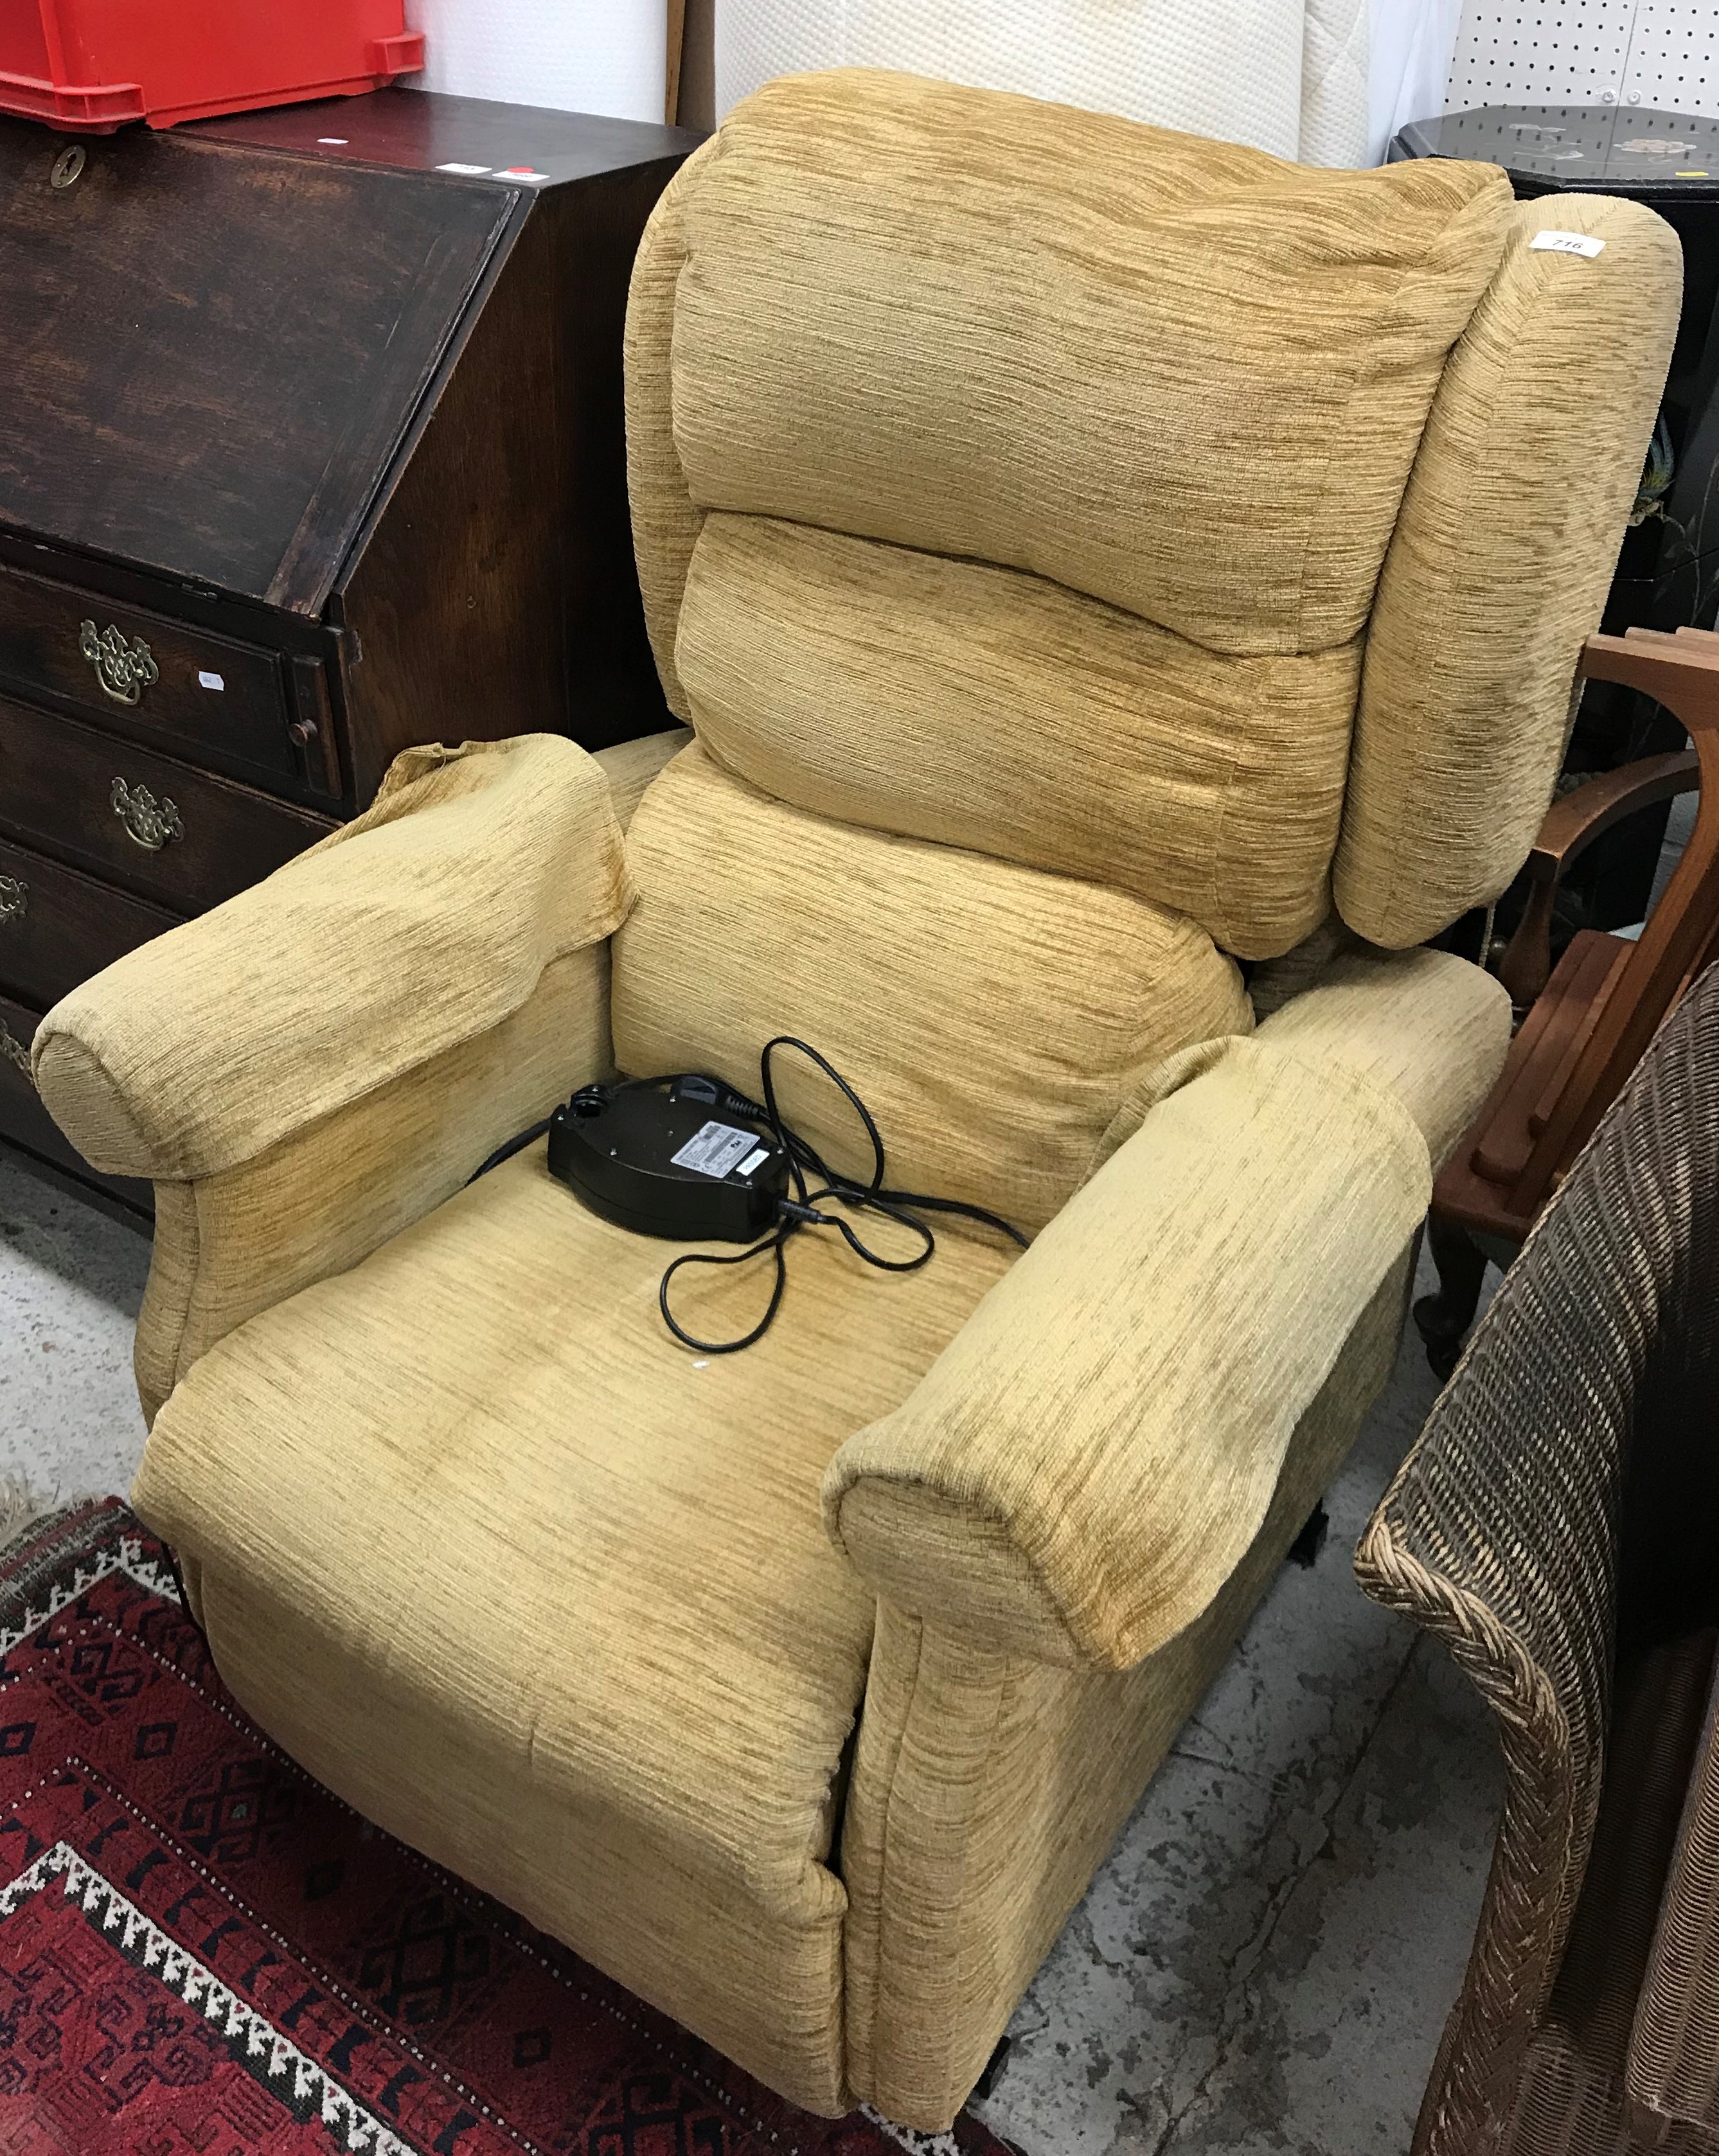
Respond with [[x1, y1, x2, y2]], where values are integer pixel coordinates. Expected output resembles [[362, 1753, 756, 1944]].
[[0, 0, 425, 132]]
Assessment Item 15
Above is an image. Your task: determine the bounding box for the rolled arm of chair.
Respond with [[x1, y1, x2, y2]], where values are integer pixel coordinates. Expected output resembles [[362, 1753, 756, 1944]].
[[35, 734, 634, 1180], [33, 732, 640, 1417], [823, 1032, 1434, 1672]]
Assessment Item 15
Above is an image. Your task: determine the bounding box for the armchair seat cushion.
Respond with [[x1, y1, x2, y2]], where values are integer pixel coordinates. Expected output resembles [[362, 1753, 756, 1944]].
[[130, 1142, 1017, 2112]]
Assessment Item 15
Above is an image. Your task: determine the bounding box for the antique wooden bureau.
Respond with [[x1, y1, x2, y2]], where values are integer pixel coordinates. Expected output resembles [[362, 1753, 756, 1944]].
[[0, 90, 692, 1216]]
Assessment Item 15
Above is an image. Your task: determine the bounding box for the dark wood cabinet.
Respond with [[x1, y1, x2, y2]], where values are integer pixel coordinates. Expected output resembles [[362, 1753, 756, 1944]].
[[0, 90, 694, 1215]]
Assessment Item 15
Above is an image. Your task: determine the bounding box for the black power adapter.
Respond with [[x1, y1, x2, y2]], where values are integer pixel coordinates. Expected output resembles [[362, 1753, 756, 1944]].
[[547, 1076, 790, 1242], [475, 1038, 1026, 1355]]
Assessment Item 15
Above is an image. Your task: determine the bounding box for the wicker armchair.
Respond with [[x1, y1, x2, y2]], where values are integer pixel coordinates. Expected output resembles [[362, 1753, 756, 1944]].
[[1357, 960, 1719, 2156]]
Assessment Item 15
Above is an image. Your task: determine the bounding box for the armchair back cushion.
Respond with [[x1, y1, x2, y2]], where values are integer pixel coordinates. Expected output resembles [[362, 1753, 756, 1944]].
[[627, 71, 1679, 991], [668, 69, 1506, 657], [610, 747, 1251, 1233], [629, 69, 1510, 965]]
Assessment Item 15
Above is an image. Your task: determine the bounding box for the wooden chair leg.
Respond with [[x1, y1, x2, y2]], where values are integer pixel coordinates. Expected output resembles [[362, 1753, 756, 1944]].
[[1413, 1212, 1488, 1383]]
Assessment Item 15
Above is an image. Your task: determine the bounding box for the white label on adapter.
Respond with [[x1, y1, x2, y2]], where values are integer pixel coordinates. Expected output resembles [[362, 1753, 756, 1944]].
[[671, 1120, 758, 1180], [1531, 230, 1606, 258], [437, 161, 492, 176], [197, 670, 225, 691], [736, 1147, 770, 1179]]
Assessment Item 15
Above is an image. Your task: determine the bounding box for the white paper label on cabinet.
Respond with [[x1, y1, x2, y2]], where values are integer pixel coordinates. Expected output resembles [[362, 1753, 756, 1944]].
[[1530, 231, 1607, 259], [197, 671, 225, 691]]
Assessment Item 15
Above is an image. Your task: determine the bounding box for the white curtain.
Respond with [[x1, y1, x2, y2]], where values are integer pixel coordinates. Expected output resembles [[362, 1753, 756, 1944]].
[[1365, 0, 1462, 163], [715, 0, 1371, 166]]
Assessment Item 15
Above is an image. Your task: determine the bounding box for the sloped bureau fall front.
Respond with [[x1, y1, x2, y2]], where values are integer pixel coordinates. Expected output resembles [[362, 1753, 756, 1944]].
[[0, 91, 691, 1214]]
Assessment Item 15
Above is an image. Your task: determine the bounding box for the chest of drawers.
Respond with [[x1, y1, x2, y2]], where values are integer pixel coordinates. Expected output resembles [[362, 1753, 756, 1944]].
[[0, 91, 693, 1216]]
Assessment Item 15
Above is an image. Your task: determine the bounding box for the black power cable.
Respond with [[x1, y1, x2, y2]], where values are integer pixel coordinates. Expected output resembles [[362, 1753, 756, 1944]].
[[472, 1037, 1026, 1354], [657, 1036, 1026, 1354]]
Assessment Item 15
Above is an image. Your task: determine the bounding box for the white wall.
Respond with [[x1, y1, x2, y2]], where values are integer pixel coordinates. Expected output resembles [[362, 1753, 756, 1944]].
[[404, 0, 668, 124]]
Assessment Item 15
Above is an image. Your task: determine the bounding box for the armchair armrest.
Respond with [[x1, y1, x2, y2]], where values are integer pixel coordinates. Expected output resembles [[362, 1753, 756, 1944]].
[[1627, 1655, 1719, 2137], [823, 1034, 1430, 1672], [35, 734, 631, 1181], [1497, 746, 1700, 1012], [33, 734, 633, 1419]]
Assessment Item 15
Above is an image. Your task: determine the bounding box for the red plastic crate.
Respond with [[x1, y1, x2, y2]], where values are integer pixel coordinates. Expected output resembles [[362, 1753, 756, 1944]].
[[0, 0, 425, 132]]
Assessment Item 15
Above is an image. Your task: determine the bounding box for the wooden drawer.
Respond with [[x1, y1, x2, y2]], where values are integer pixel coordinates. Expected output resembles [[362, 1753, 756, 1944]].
[[0, 992, 152, 1217], [0, 836, 181, 1014], [0, 694, 334, 914], [0, 561, 339, 797]]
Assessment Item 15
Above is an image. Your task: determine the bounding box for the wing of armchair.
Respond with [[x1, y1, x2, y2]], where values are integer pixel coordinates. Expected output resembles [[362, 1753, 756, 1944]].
[[31, 732, 668, 1420]]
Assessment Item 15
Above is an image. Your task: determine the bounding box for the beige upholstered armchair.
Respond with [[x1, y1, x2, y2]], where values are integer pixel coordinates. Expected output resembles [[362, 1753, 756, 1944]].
[[31, 71, 1679, 2132]]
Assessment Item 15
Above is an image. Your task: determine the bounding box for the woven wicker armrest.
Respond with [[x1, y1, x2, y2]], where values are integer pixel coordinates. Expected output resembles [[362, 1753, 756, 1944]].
[[1627, 1657, 1719, 2135]]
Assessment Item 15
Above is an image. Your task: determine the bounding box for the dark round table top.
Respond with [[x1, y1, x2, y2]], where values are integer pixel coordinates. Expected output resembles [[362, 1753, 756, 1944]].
[[1395, 103, 1719, 197]]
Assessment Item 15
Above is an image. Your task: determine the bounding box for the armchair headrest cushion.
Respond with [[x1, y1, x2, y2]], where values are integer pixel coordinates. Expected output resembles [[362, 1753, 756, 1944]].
[[669, 69, 1511, 657]]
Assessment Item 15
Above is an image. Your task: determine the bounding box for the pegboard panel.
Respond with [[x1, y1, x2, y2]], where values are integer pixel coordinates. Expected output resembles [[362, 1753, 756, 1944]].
[[1621, 1, 1719, 118], [1448, 0, 1719, 119], [1447, 3, 1635, 110]]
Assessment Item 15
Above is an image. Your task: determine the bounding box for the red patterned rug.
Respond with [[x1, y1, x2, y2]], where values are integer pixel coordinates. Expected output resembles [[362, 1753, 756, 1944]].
[[0, 1498, 1012, 2156]]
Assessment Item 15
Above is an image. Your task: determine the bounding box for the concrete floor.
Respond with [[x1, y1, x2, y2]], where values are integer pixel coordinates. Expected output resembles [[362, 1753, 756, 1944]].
[[0, 1147, 1502, 2156]]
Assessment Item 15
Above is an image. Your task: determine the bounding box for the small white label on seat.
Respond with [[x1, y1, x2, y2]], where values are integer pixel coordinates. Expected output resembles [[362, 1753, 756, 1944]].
[[1531, 231, 1606, 258], [671, 1121, 759, 1179], [197, 670, 225, 690]]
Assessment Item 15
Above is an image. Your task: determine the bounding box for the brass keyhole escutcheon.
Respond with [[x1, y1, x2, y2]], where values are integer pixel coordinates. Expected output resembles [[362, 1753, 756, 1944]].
[[79, 620, 159, 705], [111, 777, 183, 851], [50, 145, 85, 191], [0, 875, 25, 926]]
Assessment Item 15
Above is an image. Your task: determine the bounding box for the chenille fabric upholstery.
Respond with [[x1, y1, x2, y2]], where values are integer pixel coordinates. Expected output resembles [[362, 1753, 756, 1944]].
[[32, 735, 630, 1181], [34, 67, 1677, 2135], [1338, 193, 1683, 946], [116, 736, 669, 1424], [676, 513, 1362, 956], [841, 1246, 1414, 2123], [138, 1151, 1017, 2114], [612, 744, 1252, 1232], [1247, 945, 1514, 1173], [630, 69, 1513, 957], [665, 71, 1509, 655], [825, 1035, 1430, 1670]]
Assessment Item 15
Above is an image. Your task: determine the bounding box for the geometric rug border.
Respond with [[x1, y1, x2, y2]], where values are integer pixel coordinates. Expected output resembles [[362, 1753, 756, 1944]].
[[1, 1837, 414, 2155]]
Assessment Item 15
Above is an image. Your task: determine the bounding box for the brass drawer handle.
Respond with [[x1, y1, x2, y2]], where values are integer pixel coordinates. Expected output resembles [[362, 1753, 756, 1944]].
[[79, 619, 159, 705], [0, 1023, 31, 1085], [112, 777, 183, 851], [0, 875, 24, 925]]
